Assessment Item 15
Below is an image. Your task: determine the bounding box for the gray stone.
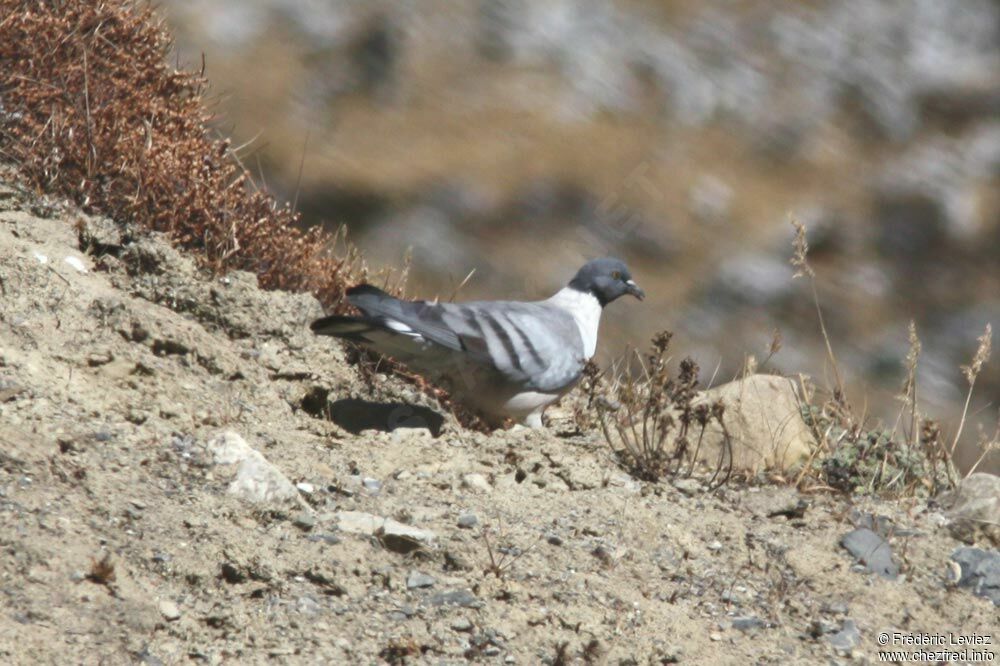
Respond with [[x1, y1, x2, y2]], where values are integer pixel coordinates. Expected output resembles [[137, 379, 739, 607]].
[[451, 618, 474, 632], [406, 570, 436, 589], [293, 510, 316, 531], [731, 616, 765, 632], [828, 619, 860, 653], [429, 589, 483, 608], [306, 533, 341, 545], [457, 513, 478, 529], [296, 596, 321, 615], [841, 528, 898, 580], [673, 478, 703, 496], [950, 547, 1000, 606]]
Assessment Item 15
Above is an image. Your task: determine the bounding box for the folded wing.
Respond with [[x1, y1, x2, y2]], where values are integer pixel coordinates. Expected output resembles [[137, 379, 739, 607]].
[[310, 285, 584, 392]]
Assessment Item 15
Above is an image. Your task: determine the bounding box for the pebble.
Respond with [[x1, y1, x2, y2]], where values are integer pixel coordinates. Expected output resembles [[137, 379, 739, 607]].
[[450, 618, 473, 632], [546, 533, 563, 546], [673, 478, 703, 496], [840, 528, 898, 579], [457, 513, 478, 529], [406, 570, 436, 589], [731, 616, 765, 632], [296, 482, 315, 494], [822, 601, 849, 615], [296, 596, 321, 615], [336, 511, 435, 540], [158, 600, 181, 621], [208, 431, 299, 505], [707, 540, 723, 552], [306, 533, 341, 545], [293, 510, 316, 531], [462, 473, 492, 493], [828, 619, 860, 652], [362, 477, 382, 494], [391, 427, 432, 441], [64, 255, 88, 273], [429, 589, 482, 608], [709, 632, 722, 641]]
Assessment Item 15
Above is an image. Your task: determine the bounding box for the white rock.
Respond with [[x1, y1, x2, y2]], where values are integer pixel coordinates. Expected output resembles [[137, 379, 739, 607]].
[[209, 431, 298, 505], [335, 510, 436, 543], [461, 473, 492, 493], [159, 599, 181, 621], [63, 255, 88, 273]]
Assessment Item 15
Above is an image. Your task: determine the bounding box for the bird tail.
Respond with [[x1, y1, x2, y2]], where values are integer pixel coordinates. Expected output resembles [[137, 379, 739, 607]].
[[309, 284, 401, 340], [309, 314, 374, 340]]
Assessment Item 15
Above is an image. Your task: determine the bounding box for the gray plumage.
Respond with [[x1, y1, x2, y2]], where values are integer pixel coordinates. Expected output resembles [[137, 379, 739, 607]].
[[311, 257, 644, 427]]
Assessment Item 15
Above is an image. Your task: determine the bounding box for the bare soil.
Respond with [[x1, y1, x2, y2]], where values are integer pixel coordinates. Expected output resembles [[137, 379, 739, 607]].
[[0, 171, 995, 664]]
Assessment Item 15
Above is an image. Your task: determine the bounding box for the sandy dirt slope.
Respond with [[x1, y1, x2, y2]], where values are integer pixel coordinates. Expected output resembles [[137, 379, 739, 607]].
[[0, 173, 995, 664]]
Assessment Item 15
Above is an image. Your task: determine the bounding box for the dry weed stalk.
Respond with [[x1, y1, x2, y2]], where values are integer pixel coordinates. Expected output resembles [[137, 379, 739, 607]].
[[789, 215, 849, 413], [0, 0, 367, 311], [584, 332, 732, 487], [966, 412, 1000, 477], [478, 524, 537, 579], [951, 324, 992, 461], [892, 321, 922, 448]]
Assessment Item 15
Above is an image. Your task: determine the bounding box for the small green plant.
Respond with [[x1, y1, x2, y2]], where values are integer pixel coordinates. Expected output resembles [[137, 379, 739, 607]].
[[583, 331, 731, 487]]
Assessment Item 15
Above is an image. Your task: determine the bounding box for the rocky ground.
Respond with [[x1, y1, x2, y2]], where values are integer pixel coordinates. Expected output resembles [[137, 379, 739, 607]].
[[0, 171, 997, 664]]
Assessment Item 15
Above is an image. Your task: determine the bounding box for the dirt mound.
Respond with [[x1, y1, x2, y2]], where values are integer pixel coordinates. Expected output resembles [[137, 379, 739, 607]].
[[0, 174, 996, 663]]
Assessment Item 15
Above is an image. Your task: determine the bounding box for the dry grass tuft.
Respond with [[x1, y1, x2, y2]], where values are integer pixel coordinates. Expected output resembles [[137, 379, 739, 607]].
[[582, 331, 731, 487], [0, 0, 362, 309], [789, 216, 996, 495]]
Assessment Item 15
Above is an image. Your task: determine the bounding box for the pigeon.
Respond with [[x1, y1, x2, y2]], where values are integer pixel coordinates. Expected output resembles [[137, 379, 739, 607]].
[[310, 257, 644, 427]]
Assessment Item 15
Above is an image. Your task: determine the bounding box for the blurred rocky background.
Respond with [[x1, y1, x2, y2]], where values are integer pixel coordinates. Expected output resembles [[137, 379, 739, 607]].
[[160, 0, 1000, 471]]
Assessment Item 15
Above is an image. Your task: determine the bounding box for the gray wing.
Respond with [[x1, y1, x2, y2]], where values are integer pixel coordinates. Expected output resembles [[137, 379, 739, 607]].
[[436, 300, 586, 392], [328, 286, 586, 392]]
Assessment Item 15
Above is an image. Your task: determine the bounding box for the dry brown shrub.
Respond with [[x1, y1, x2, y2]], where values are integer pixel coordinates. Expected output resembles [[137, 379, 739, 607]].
[[0, 0, 359, 309]]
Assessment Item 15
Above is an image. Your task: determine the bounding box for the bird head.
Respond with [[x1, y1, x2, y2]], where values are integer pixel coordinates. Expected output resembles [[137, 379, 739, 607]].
[[568, 257, 645, 306]]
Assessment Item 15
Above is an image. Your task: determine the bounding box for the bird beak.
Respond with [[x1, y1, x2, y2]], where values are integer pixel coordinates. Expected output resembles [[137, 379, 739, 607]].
[[625, 279, 645, 301]]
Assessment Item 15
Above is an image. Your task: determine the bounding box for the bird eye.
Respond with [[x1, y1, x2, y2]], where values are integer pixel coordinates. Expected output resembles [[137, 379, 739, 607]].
[[611, 271, 622, 280]]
